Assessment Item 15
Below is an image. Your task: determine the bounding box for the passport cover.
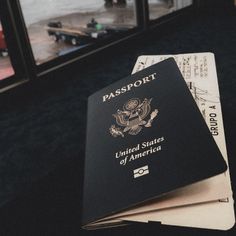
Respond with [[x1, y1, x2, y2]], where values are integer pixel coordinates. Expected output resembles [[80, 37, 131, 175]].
[[82, 58, 227, 228]]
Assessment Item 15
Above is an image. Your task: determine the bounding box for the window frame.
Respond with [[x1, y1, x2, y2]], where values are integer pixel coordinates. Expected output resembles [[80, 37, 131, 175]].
[[12, 0, 146, 77]]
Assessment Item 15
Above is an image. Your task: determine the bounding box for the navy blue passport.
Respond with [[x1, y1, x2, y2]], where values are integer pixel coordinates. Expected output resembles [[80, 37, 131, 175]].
[[82, 58, 227, 229]]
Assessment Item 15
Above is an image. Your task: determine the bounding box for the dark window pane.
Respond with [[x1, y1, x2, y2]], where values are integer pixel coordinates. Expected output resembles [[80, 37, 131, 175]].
[[148, 0, 193, 21], [19, 0, 137, 65]]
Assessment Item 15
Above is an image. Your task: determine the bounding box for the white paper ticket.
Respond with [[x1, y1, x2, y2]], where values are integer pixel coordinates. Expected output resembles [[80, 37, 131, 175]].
[[123, 53, 235, 230]]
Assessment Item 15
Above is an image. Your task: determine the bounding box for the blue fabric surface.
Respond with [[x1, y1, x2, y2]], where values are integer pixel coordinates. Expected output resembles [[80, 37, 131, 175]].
[[0, 3, 236, 235]]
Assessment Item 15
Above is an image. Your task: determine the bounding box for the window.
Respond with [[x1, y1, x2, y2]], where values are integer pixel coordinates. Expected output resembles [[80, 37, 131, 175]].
[[0, 4, 28, 91], [148, 0, 193, 21], [0, 20, 15, 80], [19, 0, 137, 65], [0, 0, 195, 91]]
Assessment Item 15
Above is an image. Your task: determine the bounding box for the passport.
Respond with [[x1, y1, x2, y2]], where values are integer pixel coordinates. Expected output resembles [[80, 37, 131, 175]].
[[82, 58, 227, 229]]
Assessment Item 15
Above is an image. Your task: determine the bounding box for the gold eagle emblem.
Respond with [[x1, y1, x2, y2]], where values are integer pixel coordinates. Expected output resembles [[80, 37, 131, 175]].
[[110, 98, 158, 138]]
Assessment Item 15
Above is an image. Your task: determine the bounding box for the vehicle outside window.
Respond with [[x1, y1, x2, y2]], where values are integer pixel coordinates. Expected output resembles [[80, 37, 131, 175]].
[[19, 0, 137, 65]]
